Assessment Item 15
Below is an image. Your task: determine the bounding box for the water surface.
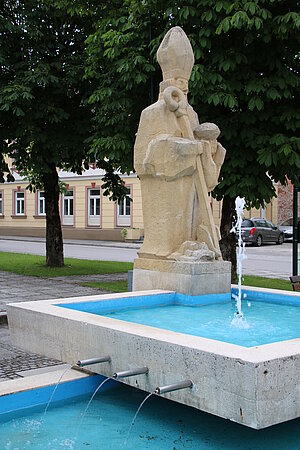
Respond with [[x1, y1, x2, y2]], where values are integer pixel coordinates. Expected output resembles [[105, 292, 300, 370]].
[[102, 301, 300, 347], [1, 383, 299, 449]]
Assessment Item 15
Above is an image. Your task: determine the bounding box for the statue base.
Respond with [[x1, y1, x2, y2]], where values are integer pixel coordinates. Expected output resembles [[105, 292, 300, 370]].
[[133, 258, 231, 296]]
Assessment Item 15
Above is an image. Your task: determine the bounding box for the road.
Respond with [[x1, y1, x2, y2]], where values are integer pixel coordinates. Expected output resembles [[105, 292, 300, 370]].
[[0, 237, 139, 263], [0, 237, 298, 279], [242, 243, 299, 279]]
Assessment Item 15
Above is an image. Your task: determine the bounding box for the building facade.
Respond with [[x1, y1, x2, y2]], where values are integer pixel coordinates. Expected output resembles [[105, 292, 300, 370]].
[[0, 161, 282, 241]]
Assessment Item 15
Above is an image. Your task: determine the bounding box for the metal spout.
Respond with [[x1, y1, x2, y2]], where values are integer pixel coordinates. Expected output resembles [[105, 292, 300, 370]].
[[155, 380, 193, 395], [113, 367, 149, 379], [77, 356, 111, 367]]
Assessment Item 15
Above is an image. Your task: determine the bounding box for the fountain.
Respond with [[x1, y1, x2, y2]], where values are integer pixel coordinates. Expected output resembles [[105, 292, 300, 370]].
[[230, 196, 249, 329], [5, 25, 300, 441], [1, 375, 299, 449]]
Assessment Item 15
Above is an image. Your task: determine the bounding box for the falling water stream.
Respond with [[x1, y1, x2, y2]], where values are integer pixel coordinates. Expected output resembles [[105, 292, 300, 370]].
[[231, 196, 249, 328], [124, 392, 153, 447], [74, 376, 112, 445], [41, 364, 72, 424]]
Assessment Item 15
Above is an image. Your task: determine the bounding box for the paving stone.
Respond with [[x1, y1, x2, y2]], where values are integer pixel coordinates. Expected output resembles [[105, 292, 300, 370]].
[[0, 270, 129, 381], [0, 324, 62, 382], [0, 270, 128, 312]]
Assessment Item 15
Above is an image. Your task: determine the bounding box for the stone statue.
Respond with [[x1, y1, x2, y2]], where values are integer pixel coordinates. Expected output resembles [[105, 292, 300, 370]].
[[134, 26, 226, 262]]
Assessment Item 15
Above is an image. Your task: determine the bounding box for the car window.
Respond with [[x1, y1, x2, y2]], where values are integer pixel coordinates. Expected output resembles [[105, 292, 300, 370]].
[[254, 220, 266, 227], [281, 218, 293, 226], [241, 219, 253, 228], [266, 220, 276, 229]]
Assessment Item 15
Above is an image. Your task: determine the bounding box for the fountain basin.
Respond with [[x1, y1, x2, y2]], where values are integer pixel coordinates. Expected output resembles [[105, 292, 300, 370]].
[[7, 287, 300, 429], [58, 290, 300, 347], [2, 372, 300, 449]]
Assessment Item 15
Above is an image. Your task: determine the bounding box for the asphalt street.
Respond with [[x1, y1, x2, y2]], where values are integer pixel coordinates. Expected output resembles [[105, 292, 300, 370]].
[[242, 242, 298, 279], [0, 236, 299, 279], [0, 237, 139, 262]]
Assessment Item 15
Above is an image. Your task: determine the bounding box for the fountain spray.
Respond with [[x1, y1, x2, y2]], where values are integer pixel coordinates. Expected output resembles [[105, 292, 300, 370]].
[[231, 197, 249, 327]]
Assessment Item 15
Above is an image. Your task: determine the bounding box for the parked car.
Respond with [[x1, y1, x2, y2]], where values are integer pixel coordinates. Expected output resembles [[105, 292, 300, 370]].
[[278, 217, 300, 242], [240, 218, 284, 246]]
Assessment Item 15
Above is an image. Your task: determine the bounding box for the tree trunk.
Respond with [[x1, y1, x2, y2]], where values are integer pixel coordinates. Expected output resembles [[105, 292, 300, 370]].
[[220, 194, 237, 283], [43, 164, 64, 267]]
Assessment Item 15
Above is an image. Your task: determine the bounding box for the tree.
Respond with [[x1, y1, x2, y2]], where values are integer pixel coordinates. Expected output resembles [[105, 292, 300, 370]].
[[0, 1, 129, 266], [0, 1, 92, 265], [80, 0, 299, 281]]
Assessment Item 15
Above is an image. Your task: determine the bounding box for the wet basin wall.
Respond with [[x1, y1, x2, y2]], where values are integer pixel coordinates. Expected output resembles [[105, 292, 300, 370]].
[[7, 288, 300, 429]]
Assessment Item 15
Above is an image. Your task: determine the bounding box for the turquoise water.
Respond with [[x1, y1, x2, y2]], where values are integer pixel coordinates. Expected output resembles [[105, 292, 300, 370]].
[[1, 382, 299, 449], [59, 290, 300, 347], [102, 301, 300, 347]]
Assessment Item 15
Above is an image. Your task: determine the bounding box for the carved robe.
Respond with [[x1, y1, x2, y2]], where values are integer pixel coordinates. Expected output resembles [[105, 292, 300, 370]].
[[134, 96, 223, 260]]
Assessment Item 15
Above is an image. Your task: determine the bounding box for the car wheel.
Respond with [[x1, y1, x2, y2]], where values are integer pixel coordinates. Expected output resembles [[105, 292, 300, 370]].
[[277, 234, 284, 245], [255, 235, 262, 247]]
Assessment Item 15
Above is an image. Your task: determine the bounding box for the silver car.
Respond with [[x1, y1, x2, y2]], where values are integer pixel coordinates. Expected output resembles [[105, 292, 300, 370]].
[[278, 217, 300, 242], [241, 218, 284, 246]]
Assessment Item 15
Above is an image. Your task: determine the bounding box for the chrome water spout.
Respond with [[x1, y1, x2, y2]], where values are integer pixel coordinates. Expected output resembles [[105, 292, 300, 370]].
[[113, 367, 149, 379], [155, 379, 193, 395], [77, 356, 111, 367]]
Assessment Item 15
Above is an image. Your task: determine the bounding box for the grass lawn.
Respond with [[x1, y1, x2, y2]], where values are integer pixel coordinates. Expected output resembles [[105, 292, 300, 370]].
[[0, 252, 133, 277], [83, 276, 293, 294], [242, 275, 293, 291], [0, 252, 294, 292], [81, 280, 128, 292]]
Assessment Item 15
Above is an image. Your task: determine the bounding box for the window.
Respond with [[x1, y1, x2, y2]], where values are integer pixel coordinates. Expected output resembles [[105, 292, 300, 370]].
[[117, 189, 131, 226], [15, 191, 25, 215], [62, 190, 74, 225], [38, 191, 46, 215], [266, 220, 276, 229], [254, 220, 266, 227], [241, 219, 253, 228], [0, 192, 2, 215], [281, 218, 293, 226], [88, 188, 100, 226]]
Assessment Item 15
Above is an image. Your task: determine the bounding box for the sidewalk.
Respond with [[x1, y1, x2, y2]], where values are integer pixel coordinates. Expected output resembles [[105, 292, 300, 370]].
[[0, 271, 127, 314], [0, 235, 142, 249], [0, 324, 63, 381], [0, 271, 127, 382]]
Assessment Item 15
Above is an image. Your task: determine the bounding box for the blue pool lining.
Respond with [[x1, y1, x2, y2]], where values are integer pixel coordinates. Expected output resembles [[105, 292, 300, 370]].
[[57, 288, 300, 315], [58, 292, 231, 314], [232, 288, 300, 307], [0, 375, 117, 416]]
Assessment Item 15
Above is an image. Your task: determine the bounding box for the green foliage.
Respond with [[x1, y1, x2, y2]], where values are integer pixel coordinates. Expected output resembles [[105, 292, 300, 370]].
[[0, 1, 93, 177], [0, 152, 14, 183], [82, 1, 156, 189], [81, 0, 299, 209], [0, 0, 129, 200], [1, 0, 299, 210], [121, 228, 128, 239], [0, 252, 133, 277]]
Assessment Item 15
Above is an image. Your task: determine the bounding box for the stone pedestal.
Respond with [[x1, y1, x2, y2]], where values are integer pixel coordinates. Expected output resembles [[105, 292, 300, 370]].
[[133, 258, 231, 295]]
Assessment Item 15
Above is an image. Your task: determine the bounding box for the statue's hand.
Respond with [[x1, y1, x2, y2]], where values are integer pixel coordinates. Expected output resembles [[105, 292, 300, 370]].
[[214, 142, 226, 166], [200, 141, 218, 192]]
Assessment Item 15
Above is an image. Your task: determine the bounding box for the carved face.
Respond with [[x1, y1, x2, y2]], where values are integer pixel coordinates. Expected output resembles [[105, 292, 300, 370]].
[[174, 78, 188, 95]]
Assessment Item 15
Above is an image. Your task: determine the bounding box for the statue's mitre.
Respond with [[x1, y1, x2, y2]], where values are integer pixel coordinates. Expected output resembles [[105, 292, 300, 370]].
[[157, 27, 194, 81]]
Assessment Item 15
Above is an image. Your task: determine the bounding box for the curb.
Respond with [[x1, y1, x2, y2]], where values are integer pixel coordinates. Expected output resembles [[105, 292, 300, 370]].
[[0, 235, 142, 250]]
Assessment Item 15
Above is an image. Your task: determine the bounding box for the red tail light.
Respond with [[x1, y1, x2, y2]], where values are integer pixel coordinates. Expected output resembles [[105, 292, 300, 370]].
[[250, 227, 256, 235]]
